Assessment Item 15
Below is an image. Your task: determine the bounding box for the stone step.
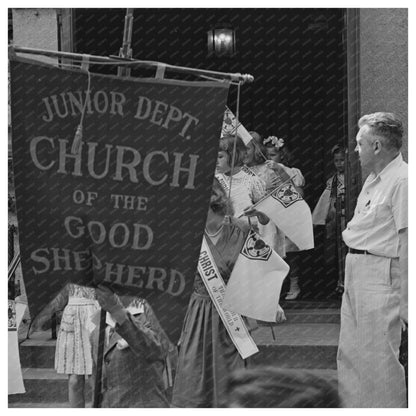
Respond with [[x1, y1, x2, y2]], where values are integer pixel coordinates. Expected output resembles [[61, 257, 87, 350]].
[[20, 320, 340, 370], [8, 368, 92, 405], [251, 323, 339, 369], [8, 366, 336, 407], [284, 309, 340, 324], [279, 299, 342, 310], [9, 402, 72, 408], [258, 308, 340, 325], [12, 322, 339, 406], [19, 336, 57, 369]]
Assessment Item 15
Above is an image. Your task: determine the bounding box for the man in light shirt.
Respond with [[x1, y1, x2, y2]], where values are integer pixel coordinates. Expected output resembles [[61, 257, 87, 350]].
[[337, 112, 407, 408]]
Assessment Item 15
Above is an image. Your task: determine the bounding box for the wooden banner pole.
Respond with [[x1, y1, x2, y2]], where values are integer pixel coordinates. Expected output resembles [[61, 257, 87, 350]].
[[92, 308, 107, 408], [117, 8, 134, 77], [10, 45, 254, 84], [94, 10, 133, 406]]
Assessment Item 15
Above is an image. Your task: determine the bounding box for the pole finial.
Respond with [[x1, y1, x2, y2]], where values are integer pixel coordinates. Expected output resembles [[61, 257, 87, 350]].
[[241, 74, 254, 83]]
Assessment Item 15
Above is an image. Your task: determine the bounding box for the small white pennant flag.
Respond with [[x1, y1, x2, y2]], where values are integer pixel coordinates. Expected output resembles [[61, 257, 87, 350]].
[[312, 188, 331, 225], [223, 229, 289, 322], [221, 106, 253, 145], [255, 182, 314, 250]]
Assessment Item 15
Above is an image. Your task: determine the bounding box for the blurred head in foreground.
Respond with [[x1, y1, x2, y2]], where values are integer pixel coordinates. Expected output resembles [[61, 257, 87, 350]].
[[225, 366, 341, 408]]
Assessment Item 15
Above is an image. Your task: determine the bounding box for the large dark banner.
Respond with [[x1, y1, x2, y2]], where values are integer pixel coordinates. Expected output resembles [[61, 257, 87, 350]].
[[10, 57, 229, 342]]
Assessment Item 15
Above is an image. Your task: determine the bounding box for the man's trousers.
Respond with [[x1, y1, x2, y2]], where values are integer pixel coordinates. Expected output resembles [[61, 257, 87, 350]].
[[337, 253, 406, 407]]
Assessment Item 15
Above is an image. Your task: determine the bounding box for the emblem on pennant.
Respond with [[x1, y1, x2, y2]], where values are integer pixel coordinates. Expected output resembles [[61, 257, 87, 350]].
[[221, 107, 238, 137], [272, 182, 302, 208], [220, 107, 253, 145], [241, 230, 272, 261]]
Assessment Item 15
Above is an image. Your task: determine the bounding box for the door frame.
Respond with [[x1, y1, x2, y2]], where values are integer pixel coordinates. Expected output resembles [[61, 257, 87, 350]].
[[344, 8, 362, 222]]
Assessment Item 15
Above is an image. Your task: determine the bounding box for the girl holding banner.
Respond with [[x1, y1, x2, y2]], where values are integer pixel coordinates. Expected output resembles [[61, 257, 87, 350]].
[[90, 287, 171, 408], [244, 131, 280, 191], [263, 136, 305, 192], [215, 135, 266, 223], [244, 131, 286, 257], [171, 178, 270, 407]]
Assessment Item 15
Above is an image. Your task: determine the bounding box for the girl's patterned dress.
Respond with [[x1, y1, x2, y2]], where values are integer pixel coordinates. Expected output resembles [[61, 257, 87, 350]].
[[55, 284, 99, 375]]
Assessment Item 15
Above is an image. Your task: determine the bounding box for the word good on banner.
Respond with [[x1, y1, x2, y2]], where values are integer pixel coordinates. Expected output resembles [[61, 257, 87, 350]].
[[10, 56, 230, 342]]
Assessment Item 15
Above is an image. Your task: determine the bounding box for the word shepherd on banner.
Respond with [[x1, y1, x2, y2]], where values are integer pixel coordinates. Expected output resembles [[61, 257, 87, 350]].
[[198, 236, 259, 359], [9, 56, 230, 343]]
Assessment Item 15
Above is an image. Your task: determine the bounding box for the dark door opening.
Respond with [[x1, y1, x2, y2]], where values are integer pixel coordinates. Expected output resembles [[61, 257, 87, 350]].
[[72, 8, 352, 299]]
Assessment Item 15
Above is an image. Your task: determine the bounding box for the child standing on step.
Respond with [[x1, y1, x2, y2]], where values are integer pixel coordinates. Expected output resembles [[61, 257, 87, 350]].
[[312, 145, 347, 295], [54, 283, 99, 407]]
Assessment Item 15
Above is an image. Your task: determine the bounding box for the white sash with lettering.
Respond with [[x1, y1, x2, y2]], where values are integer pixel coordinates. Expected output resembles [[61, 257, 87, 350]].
[[215, 173, 230, 194], [198, 236, 259, 359], [241, 164, 257, 177]]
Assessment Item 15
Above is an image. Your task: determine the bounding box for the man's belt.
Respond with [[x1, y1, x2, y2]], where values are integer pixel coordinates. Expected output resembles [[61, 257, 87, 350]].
[[348, 248, 371, 255]]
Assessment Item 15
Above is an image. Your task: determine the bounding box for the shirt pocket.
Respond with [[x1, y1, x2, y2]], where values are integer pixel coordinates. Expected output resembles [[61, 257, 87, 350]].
[[374, 199, 391, 221]]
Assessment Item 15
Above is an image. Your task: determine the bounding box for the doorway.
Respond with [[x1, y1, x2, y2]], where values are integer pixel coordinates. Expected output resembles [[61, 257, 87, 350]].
[[70, 8, 357, 299]]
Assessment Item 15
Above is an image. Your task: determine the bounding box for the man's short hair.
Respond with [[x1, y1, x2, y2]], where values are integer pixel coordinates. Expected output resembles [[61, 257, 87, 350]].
[[358, 112, 403, 150]]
